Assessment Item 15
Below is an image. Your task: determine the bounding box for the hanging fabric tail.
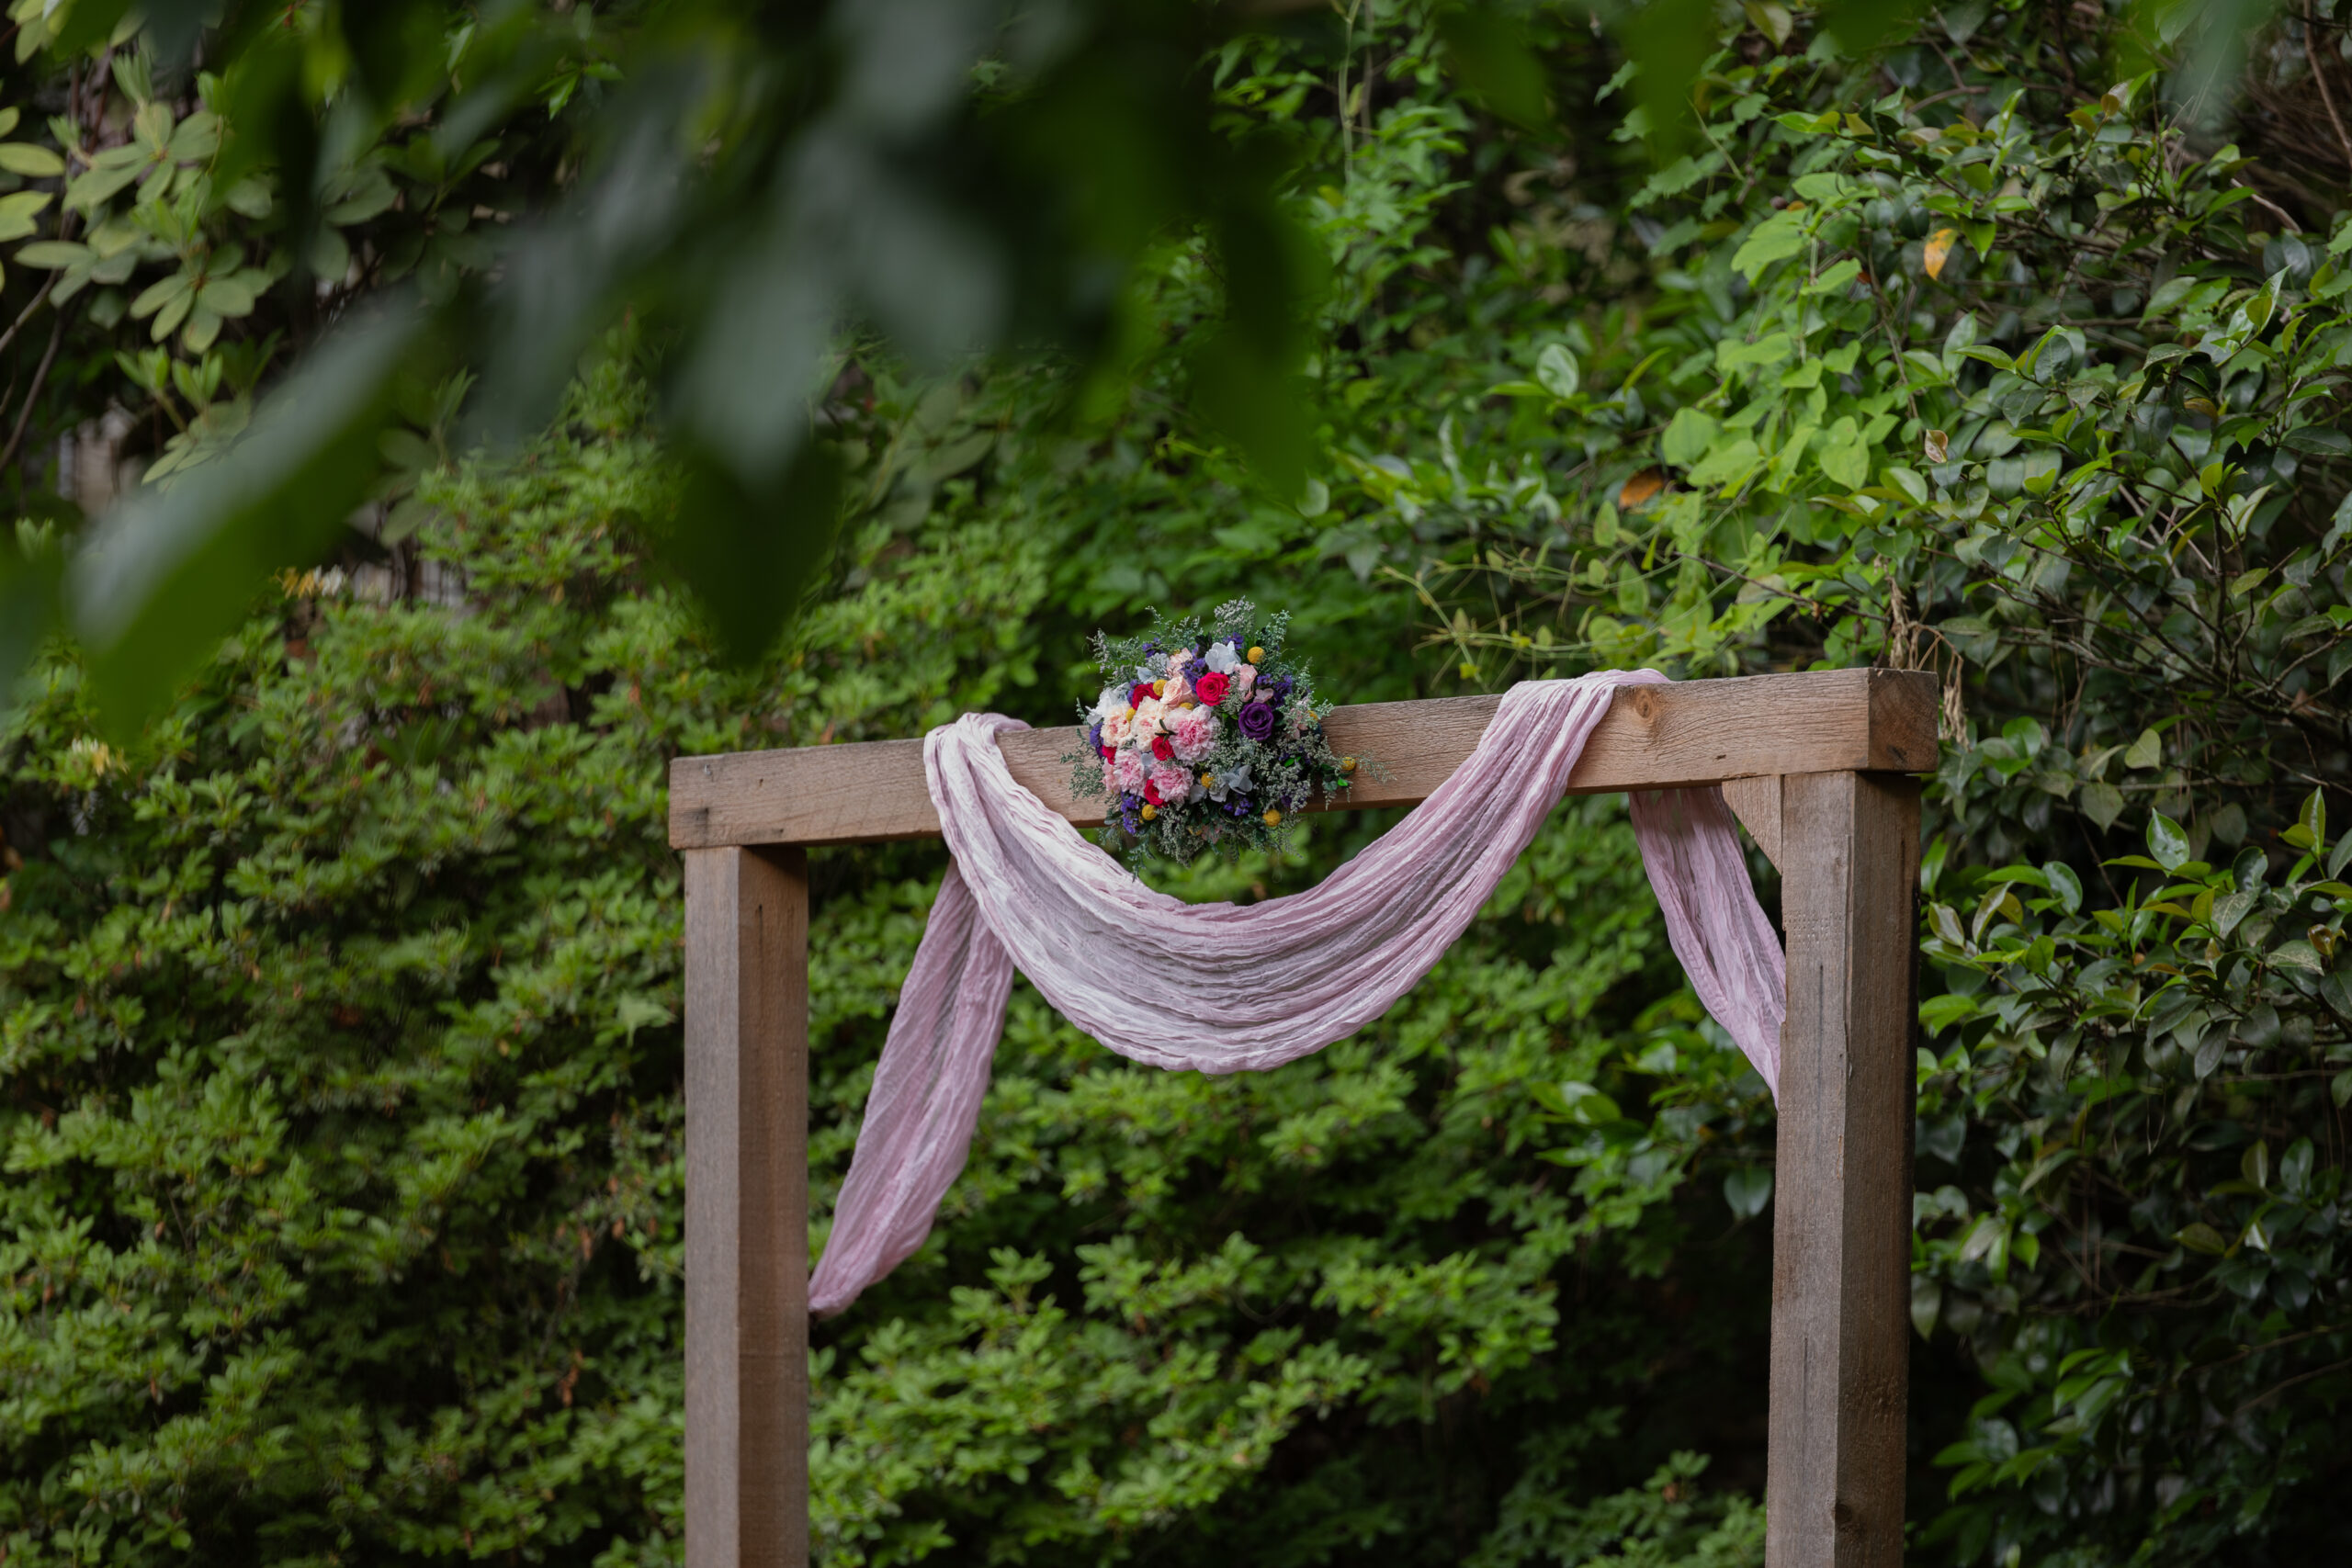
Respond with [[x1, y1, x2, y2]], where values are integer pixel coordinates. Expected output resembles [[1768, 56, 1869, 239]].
[[1628, 785, 1787, 1095], [807, 864, 1014, 1315]]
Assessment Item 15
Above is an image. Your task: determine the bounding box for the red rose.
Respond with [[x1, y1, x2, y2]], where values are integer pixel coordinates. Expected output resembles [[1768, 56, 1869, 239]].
[[1129, 682, 1156, 707], [1152, 735, 1174, 761], [1194, 671, 1231, 705], [1100, 744, 1115, 760], [1143, 777, 1163, 806]]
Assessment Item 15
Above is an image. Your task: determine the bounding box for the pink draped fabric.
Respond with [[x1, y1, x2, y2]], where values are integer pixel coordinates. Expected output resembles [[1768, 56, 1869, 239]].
[[808, 671, 1784, 1315]]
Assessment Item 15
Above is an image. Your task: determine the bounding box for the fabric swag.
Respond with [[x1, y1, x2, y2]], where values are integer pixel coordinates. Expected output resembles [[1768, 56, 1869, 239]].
[[808, 670, 1787, 1315]]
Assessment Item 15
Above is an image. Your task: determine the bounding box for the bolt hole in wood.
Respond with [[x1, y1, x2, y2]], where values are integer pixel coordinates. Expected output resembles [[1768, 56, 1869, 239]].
[[672, 669, 1935, 1568]]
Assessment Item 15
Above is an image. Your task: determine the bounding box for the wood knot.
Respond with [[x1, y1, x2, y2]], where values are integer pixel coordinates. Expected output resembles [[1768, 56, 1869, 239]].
[[1630, 688, 1658, 720], [1831, 1500, 1859, 1534]]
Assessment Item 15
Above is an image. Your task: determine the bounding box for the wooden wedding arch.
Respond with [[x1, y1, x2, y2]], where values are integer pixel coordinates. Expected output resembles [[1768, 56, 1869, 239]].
[[669, 666, 1939, 1568]]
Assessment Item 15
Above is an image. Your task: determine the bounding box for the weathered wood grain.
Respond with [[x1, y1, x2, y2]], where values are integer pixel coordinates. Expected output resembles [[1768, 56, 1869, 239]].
[[1766, 772, 1920, 1568], [668, 668, 1936, 849], [684, 846, 810, 1568]]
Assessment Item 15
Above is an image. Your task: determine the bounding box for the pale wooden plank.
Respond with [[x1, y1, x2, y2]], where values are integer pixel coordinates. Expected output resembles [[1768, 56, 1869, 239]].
[[1766, 772, 1920, 1568], [684, 846, 810, 1568], [1722, 774, 1783, 873], [669, 668, 1937, 849]]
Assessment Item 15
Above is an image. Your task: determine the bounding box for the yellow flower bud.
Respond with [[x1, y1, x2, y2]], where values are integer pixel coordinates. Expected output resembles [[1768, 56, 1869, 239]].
[[1340, 757, 1357, 773], [1261, 808, 1282, 826], [1200, 773, 1216, 786], [1247, 647, 1264, 664], [1140, 804, 1158, 821], [1153, 680, 1166, 695]]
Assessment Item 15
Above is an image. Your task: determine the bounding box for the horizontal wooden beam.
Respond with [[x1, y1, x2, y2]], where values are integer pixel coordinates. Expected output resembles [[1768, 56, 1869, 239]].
[[668, 668, 1937, 851]]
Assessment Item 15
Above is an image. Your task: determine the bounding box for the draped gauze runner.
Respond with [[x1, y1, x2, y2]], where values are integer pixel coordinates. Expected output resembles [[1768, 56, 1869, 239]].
[[809, 670, 1786, 1314]]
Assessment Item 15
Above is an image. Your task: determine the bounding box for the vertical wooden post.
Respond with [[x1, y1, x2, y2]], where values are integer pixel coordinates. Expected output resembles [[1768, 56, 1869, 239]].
[[684, 845, 810, 1568], [1767, 771, 1920, 1568]]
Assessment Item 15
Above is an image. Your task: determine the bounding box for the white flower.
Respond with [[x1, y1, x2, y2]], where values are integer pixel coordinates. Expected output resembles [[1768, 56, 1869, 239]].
[[1089, 684, 1128, 724], [1207, 762, 1253, 802], [1204, 641, 1244, 674]]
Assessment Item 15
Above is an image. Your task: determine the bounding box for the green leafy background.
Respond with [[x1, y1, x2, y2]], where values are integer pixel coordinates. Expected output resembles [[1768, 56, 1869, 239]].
[[5, 3, 2352, 1566]]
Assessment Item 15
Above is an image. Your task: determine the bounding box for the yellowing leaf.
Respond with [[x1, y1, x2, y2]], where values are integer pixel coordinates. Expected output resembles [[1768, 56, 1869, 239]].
[[1924, 228, 1958, 280], [1924, 428, 1950, 464], [1617, 468, 1665, 509]]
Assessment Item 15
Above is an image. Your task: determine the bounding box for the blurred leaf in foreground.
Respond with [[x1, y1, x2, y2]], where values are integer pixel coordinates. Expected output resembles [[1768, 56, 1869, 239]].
[[67, 302, 433, 737]]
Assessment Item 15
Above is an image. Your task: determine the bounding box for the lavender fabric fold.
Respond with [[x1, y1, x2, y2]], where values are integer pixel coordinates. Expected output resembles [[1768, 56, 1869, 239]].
[[808, 670, 1785, 1315]]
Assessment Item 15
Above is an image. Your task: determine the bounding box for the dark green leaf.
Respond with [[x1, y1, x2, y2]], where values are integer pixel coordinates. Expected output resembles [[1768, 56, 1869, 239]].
[[1724, 1166, 1772, 1219], [1434, 5, 1551, 131], [664, 438, 847, 665], [68, 302, 435, 736]]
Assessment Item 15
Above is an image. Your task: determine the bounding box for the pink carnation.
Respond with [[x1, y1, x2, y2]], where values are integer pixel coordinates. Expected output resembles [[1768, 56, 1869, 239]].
[[1148, 762, 1194, 804], [1111, 748, 1148, 794], [1230, 663, 1258, 699], [1169, 708, 1221, 764]]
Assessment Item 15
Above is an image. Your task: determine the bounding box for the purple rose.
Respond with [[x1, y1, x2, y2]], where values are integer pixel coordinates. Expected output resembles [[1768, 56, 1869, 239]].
[[1237, 700, 1277, 741]]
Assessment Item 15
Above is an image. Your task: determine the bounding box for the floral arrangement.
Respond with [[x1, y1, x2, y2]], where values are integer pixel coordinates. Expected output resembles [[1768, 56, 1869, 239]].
[[1069, 598, 1362, 862]]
